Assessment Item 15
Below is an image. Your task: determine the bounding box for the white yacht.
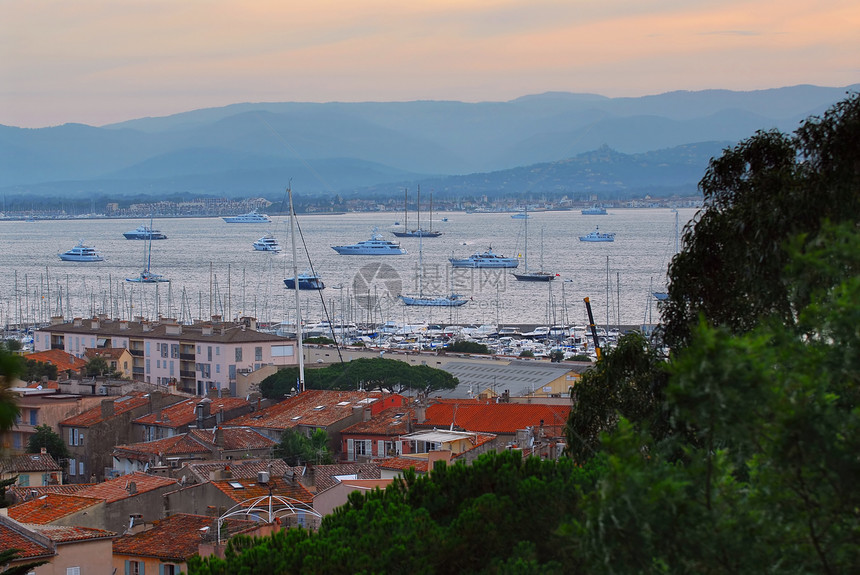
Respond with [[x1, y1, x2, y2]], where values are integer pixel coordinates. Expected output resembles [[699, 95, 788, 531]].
[[449, 247, 518, 268], [59, 241, 103, 262], [223, 209, 272, 223], [579, 226, 616, 242], [123, 224, 167, 240], [332, 228, 407, 255], [253, 233, 281, 252]]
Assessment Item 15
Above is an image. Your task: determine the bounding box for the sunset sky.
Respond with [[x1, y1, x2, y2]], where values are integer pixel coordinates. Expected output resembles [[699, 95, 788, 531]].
[[2, 1, 857, 128]]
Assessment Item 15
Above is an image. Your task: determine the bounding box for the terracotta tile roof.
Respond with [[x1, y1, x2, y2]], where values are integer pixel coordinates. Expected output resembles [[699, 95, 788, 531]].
[[83, 347, 127, 360], [421, 402, 571, 435], [8, 483, 96, 503], [179, 459, 293, 483], [376, 457, 429, 473], [59, 392, 152, 427], [30, 524, 116, 543], [7, 494, 102, 525], [24, 349, 87, 373], [0, 519, 53, 560], [311, 463, 381, 492], [113, 513, 255, 562], [227, 389, 384, 431], [0, 453, 62, 473], [342, 406, 414, 436], [188, 427, 276, 451], [134, 397, 251, 428], [211, 477, 314, 505], [113, 435, 211, 461], [76, 472, 178, 503]]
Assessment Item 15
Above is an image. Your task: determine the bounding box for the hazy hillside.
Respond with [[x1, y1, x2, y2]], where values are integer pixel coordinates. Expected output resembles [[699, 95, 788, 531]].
[[0, 84, 856, 200]]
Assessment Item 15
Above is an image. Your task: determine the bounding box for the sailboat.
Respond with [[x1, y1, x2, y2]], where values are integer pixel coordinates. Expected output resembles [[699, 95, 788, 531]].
[[513, 207, 557, 282], [127, 216, 168, 283], [400, 233, 467, 306], [392, 186, 442, 238]]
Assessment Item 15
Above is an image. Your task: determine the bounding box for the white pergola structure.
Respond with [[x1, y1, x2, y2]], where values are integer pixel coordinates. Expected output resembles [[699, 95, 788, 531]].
[[217, 493, 322, 544]]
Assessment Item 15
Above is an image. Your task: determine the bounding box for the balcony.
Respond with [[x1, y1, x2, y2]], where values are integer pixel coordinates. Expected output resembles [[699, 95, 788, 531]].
[[179, 370, 196, 378], [179, 353, 195, 361], [128, 349, 144, 357]]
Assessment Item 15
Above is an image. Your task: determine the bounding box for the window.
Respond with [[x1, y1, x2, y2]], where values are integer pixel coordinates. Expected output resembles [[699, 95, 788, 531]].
[[160, 565, 177, 575], [69, 458, 76, 476], [18, 474, 29, 487], [125, 560, 144, 575], [255, 346, 263, 361], [161, 344, 168, 358], [355, 440, 368, 456], [29, 409, 37, 425], [235, 347, 242, 362], [78, 460, 85, 476], [69, 428, 83, 446], [207, 346, 212, 361], [171, 343, 180, 358], [66, 567, 81, 575]]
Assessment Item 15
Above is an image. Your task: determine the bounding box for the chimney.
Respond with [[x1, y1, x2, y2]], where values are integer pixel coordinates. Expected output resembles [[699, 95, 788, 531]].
[[51, 316, 64, 326], [202, 324, 213, 336], [101, 399, 115, 419], [119, 320, 129, 331], [211, 315, 222, 324], [73, 317, 83, 327], [215, 426, 225, 448], [165, 321, 181, 336], [90, 317, 100, 330], [196, 400, 211, 424], [40, 447, 47, 455], [141, 321, 151, 332]]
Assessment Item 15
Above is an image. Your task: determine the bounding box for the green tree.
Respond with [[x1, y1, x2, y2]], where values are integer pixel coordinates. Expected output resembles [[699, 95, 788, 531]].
[[565, 331, 669, 463], [519, 350, 535, 358], [273, 428, 334, 466], [27, 424, 70, 461], [444, 340, 491, 355], [21, 359, 58, 383], [0, 347, 23, 432], [260, 358, 458, 398], [662, 93, 860, 350], [0, 549, 49, 575]]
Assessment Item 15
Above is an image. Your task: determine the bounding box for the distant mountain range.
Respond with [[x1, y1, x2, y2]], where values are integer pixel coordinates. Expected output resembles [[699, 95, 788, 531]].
[[1, 84, 856, 202]]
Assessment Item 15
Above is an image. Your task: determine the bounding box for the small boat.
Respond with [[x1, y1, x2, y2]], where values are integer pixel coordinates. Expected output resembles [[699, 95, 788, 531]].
[[513, 208, 556, 282], [59, 241, 103, 262], [253, 233, 281, 252], [126, 270, 168, 283], [127, 222, 168, 282], [284, 272, 325, 290], [511, 212, 529, 219], [582, 206, 608, 215], [223, 209, 272, 223], [332, 228, 407, 255], [400, 294, 468, 307], [449, 247, 518, 268], [123, 224, 167, 240], [579, 226, 616, 242]]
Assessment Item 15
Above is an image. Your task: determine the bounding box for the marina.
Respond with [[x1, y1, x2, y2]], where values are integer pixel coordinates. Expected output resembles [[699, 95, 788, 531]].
[[0, 208, 691, 343]]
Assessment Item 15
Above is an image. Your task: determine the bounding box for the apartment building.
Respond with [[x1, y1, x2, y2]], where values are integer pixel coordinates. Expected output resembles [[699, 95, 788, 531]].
[[33, 315, 297, 396]]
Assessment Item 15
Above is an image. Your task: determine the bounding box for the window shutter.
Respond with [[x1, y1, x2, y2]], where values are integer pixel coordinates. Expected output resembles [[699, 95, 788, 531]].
[[347, 439, 354, 461], [140, 562, 145, 575], [159, 565, 164, 575], [124, 560, 130, 575], [378, 440, 384, 457]]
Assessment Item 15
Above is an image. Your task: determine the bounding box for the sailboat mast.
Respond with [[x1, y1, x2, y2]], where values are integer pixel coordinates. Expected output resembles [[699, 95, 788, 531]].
[[404, 188, 408, 230], [416, 185, 421, 233], [288, 186, 305, 392], [523, 205, 529, 272]]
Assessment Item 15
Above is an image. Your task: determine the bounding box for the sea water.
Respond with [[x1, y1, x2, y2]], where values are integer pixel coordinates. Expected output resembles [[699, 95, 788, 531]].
[[0, 208, 695, 330]]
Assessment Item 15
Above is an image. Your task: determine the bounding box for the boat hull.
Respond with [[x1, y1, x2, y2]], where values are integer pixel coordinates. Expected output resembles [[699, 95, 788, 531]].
[[123, 232, 167, 240], [400, 295, 468, 306], [513, 272, 556, 281], [284, 277, 325, 290], [392, 229, 442, 238], [59, 254, 103, 262], [449, 258, 518, 268]]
